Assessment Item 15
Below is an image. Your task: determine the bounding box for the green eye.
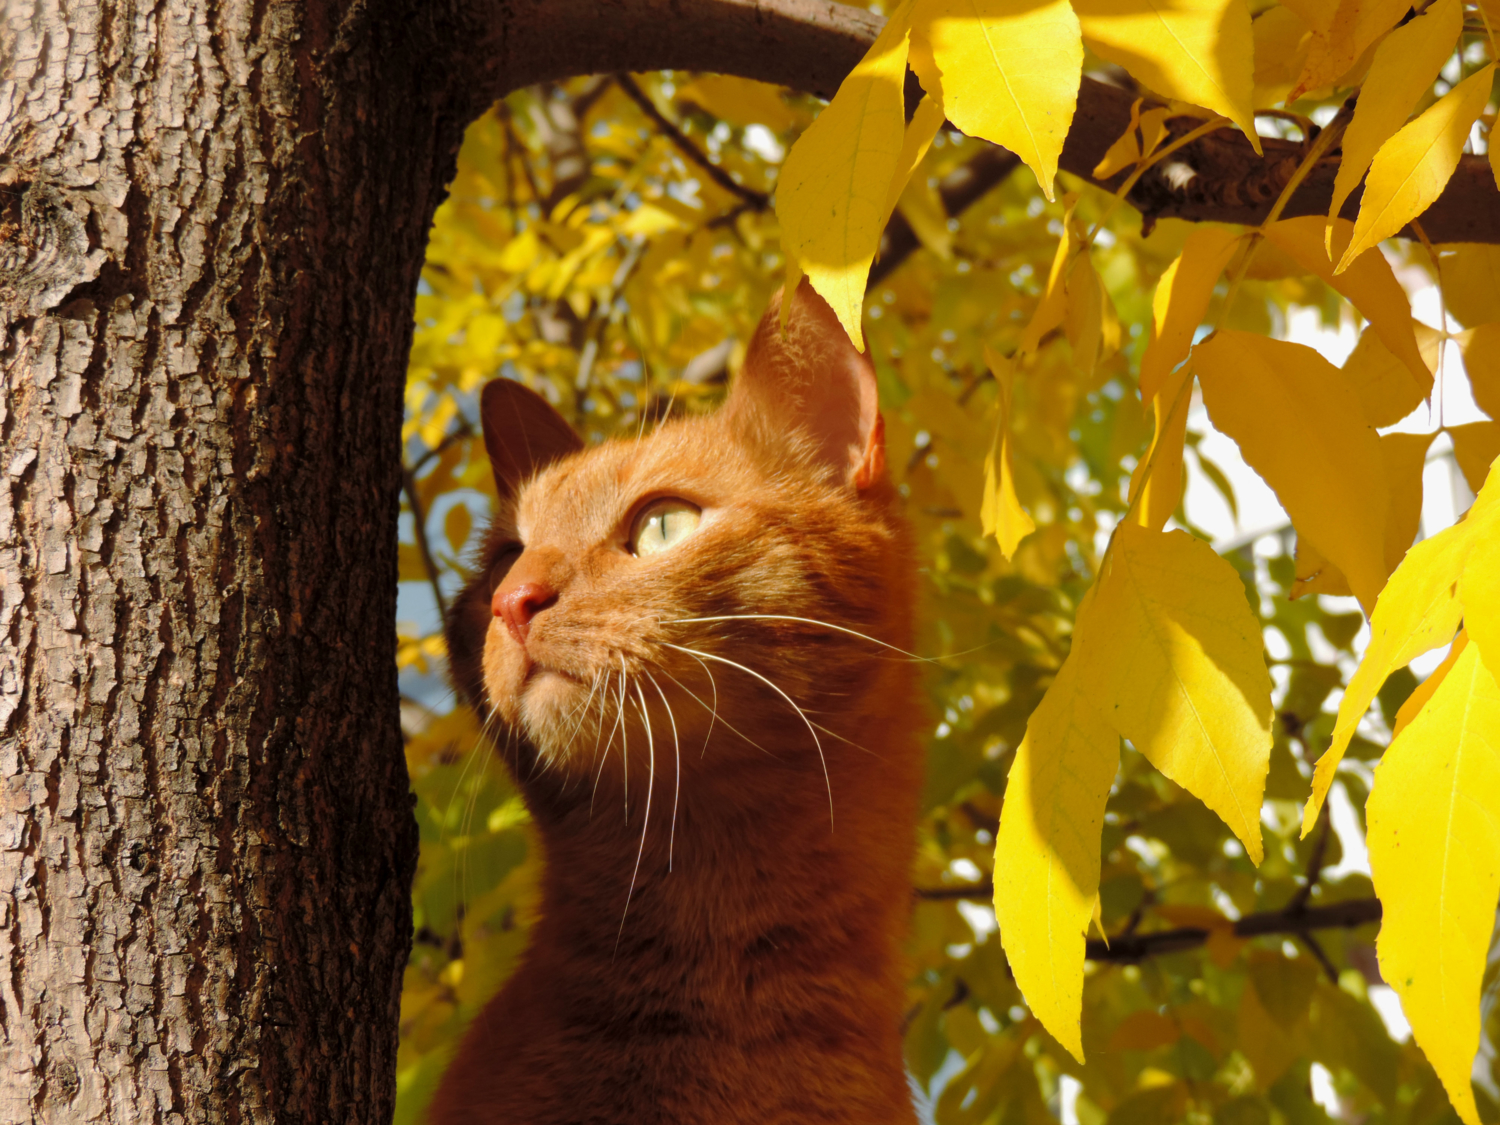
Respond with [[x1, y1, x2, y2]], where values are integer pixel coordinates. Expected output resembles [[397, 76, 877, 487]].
[[629, 500, 701, 557]]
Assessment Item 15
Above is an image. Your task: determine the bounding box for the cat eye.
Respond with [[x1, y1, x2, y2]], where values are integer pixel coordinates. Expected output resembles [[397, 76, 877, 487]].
[[628, 500, 701, 558]]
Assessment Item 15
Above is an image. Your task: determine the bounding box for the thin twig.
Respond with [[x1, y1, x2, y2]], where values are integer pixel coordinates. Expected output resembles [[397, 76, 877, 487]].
[[614, 73, 770, 211], [402, 467, 450, 621], [914, 881, 1383, 964]]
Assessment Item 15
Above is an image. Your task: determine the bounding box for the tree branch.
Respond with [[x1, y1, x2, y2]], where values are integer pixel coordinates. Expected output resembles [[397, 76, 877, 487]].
[[615, 73, 770, 211], [476, 0, 1500, 243], [915, 880, 1382, 963]]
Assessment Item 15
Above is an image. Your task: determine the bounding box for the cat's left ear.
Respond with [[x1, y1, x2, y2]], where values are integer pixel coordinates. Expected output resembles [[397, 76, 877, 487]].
[[727, 278, 885, 490], [480, 379, 583, 497]]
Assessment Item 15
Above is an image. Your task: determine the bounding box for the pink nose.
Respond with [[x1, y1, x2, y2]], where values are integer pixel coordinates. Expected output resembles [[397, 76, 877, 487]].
[[492, 580, 557, 646]]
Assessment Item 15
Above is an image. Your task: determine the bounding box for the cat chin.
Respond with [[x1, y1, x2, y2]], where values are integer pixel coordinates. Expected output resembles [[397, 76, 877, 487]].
[[515, 669, 590, 753]]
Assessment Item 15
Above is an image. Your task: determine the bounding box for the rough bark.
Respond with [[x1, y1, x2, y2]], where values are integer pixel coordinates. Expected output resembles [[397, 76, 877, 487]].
[[0, 0, 453, 1119]]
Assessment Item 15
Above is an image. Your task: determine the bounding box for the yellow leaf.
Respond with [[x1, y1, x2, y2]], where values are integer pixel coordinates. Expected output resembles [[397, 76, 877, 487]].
[[1262, 216, 1429, 388], [1064, 249, 1106, 376], [1368, 641, 1500, 1125], [1140, 225, 1242, 406], [994, 636, 1118, 1063], [1302, 465, 1500, 833], [777, 2, 914, 346], [1291, 535, 1353, 600], [1327, 0, 1463, 226], [883, 93, 948, 226], [1290, 0, 1411, 100], [1020, 196, 1081, 356], [894, 180, 955, 262], [1093, 98, 1146, 179], [674, 75, 797, 131], [1392, 630, 1467, 738], [1252, 6, 1312, 107], [910, 0, 1083, 200], [1380, 430, 1435, 572], [1342, 320, 1441, 427], [1444, 244, 1500, 328], [1458, 324, 1500, 420], [1462, 531, 1500, 687], [1338, 63, 1498, 273], [1090, 523, 1272, 861], [1127, 366, 1191, 530], [1451, 422, 1500, 494], [981, 349, 1037, 558], [444, 502, 473, 556], [1073, 0, 1260, 152], [1195, 331, 1389, 612]]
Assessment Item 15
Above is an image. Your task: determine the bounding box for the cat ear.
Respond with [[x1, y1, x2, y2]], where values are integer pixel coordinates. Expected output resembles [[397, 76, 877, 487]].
[[726, 278, 886, 490], [480, 379, 583, 497]]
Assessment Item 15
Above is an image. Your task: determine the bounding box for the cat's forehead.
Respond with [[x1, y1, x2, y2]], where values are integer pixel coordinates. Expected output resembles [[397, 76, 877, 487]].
[[514, 416, 747, 543]]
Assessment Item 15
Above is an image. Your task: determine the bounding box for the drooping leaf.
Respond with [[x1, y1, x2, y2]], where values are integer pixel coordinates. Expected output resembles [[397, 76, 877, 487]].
[[994, 628, 1118, 1063], [1140, 225, 1242, 406], [1020, 195, 1081, 355], [1461, 524, 1500, 686], [1451, 422, 1500, 493], [1338, 63, 1498, 274], [910, 0, 1083, 200], [1127, 366, 1191, 530], [1262, 216, 1428, 387], [1291, 0, 1412, 100], [1342, 320, 1441, 427], [1368, 641, 1500, 1125], [1090, 523, 1273, 860], [1444, 244, 1500, 328], [1303, 459, 1500, 832], [1072, 0, 1259, 151], [1457, 323, 1500, 420], [1326, 0, 1463, 229], [981, 349, 1037, 557], [883, 93, 949, 229], [1392, 631, 1467, 738], [777, 1, 914, 345], [1195, 331, 1389, 612]]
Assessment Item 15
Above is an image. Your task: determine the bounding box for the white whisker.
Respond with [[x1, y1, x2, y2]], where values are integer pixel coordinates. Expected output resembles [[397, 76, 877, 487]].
[[645, 670, 682, 870], [655, 661, 771, 758], [618, 679, 657, 950], [661, 642, 834, 830], [668, 614, 936, 663]]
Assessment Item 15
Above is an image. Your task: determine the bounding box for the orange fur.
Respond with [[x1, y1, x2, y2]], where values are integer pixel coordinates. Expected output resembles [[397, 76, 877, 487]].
[[432, 282, 924, 1124]]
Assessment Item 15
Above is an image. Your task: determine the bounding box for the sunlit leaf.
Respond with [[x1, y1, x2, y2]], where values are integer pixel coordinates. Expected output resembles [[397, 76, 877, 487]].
[[1338, 63, 1497, 274], [777, 2, 914, 345], [1073, 0, 1259, 151], [1327, 0, 1463, 230], [1140, 225, 1241, 406], [981, 349, 1037, 557], [1458, 323, 1500, 420], [910, 0, 1083, 199], [1368, 640, 1500, 1125], [1195, 331, 1389, 611]]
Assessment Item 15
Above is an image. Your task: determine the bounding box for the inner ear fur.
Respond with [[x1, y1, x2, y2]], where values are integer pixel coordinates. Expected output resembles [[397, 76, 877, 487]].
[[725, 278, 885, 490], [481, 379, 584, 498]]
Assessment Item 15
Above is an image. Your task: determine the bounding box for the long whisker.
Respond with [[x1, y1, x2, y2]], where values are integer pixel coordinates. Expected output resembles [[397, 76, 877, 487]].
[[655, 660, 771, 758], [661, 642, 833, 830], [668, 614, 937, 663], [810, 720, 882, 759], [644, 670, 681, 870], [618, 679, 657, 950], [591, 670, 621, 818], [617, 654, 631, 819]]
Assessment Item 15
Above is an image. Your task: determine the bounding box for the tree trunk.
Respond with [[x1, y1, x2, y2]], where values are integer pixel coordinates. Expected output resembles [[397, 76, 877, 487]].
[[0, 0, 459, 1118]]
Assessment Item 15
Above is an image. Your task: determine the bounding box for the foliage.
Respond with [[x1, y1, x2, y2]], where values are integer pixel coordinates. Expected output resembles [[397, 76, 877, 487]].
[[394, 0, 1500, 1118]]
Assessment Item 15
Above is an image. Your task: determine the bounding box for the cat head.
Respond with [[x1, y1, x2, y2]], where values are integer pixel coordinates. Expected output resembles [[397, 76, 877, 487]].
[[446, 280, 915, 802]]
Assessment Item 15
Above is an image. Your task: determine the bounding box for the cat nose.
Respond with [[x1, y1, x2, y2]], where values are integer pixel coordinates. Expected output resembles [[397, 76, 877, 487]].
[[493, 580, 557, 646]]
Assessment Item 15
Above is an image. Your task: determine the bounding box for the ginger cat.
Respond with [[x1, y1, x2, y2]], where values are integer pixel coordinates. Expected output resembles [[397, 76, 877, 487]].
[[430, 281, 924, 1124]]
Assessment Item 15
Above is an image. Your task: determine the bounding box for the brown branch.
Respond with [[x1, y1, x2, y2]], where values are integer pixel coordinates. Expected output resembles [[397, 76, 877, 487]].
[[480, 0, 1500, 243], [402, 468, 450, 621], [914, 880, 1382, 963], [615, 73, 770, 211]]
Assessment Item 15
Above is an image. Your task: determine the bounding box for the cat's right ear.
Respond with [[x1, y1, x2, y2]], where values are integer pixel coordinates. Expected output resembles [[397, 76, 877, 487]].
[[480, 379, 583, 497]]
